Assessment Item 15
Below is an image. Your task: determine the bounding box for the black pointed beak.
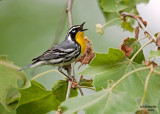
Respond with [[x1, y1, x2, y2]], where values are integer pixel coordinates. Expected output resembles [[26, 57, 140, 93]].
[[79, 22, 88, 32], [81, 22, 86, 27]]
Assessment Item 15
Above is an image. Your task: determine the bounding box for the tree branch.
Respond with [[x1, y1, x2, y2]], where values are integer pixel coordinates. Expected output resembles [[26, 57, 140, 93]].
[[121, 13, 157, 42], [65, 0, 73, 100], [65, 0, 84, 99], [66, 0, 73, 27], [66, 64, 72, 99]]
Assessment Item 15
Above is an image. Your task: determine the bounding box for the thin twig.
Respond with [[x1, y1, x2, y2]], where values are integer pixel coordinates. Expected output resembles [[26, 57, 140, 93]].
[[140, 69, 153, 106], [136, 18, 156, 41], [66, 0, 73, 27], [121, 13, 157, 42], [72, 65, 84, 96], [65, 0, 84, 99], [137, 36, 147, 42], [65, 0, 73, 100], [130, 39, 153, 62], [66, 64, 72, 99], [110, 67, 150, 90]]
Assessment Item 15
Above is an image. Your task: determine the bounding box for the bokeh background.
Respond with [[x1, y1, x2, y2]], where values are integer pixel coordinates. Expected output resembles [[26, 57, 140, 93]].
[[0, 0, 160, 113]]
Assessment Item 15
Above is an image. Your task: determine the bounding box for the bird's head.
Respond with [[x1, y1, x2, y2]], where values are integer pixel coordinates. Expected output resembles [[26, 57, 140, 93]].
[[68, 22, 88, 39]]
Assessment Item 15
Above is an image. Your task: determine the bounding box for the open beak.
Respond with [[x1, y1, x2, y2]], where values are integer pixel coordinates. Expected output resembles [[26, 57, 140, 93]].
[[79, 22, 88, 32]]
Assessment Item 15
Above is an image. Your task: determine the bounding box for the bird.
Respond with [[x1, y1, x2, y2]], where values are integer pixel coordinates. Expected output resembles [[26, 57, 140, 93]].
[[19, 22, 88, 78]]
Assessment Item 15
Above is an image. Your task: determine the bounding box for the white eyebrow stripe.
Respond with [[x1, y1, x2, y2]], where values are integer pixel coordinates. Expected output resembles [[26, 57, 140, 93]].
[[68, 26, 80, 33]]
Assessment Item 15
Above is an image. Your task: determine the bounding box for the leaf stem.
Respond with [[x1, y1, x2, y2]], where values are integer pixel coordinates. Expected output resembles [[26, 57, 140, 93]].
[[102, 18, 121, 28], [137, 36, 147, 42], [153, 70, 160, 75], [72, 65, 84, 96], [77, 86, 96, 91], [130, 39, 153, 62], [140, 70, 152, 106], [110, 67, 150, 90], [31, 70, 60, 81]]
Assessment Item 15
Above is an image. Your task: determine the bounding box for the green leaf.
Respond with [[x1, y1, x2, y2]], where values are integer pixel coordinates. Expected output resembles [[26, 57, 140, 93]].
[[121, 21, 134, 32], [61, 90, 139, 114], [100, 0, 127, 13], [17, 80, 78, 114], [98, 0, 149, 32], [149, 50, 160, 59], [0, 55, 26, 110], [78, 78, 93, 87], [123, 38, 145, 64], [80, 48, 160, 112], [52, 80, 78, 102], [154, 32, 160, 37], [0, 103, 16, 114]]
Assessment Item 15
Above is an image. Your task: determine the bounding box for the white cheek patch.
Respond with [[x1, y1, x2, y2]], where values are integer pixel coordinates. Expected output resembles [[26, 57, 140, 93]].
[[68, 35, 72, 41]]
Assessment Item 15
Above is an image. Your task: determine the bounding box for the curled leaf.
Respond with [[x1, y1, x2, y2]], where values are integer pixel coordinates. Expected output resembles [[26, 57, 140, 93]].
[[119, 37, 133, 57], [138, 16, 147, 27], [119, 37, 145, 64], [155, 32, 160, 46], [136, 108, 149, 114], [135, 26, 139, 40], [76, 37, 95, 69], [95, 24, 104, 35]]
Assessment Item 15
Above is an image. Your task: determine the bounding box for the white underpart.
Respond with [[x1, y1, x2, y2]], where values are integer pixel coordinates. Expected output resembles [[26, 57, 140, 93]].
[[31, 61, 45, 67], [49, 58, 64, 63]]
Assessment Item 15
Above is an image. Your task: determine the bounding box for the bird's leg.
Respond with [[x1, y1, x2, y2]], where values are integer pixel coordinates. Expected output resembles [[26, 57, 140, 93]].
[[58, 66, 72, 80]]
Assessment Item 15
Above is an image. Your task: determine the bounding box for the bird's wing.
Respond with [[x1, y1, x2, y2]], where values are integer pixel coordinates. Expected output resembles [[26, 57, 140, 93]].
[[32, 40, 78, 61]]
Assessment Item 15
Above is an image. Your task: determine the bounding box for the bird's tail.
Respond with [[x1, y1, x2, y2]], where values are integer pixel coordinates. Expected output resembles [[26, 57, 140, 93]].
[[18, 63, 33, 71]]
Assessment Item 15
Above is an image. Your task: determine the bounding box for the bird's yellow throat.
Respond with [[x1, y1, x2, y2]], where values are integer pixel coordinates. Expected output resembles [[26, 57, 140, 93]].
[[75, 32, 86, 54]]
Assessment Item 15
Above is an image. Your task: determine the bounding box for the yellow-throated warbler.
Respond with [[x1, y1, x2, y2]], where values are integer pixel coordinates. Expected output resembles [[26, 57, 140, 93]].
[[19, 22, 88, 77]]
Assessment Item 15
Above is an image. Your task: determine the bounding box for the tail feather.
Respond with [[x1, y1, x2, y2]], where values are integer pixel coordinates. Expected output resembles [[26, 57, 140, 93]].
[[18, 63, 33, 71], [18, 61, 44, 71]]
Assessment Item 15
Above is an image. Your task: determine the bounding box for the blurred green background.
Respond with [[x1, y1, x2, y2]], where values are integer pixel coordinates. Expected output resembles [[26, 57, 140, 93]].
[[0, 0, 117, 90], [0, 0, 160, 113]]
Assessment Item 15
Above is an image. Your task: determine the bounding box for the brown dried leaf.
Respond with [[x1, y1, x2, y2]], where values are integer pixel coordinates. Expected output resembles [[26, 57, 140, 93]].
[[144, 61, 158, 68], [78, 75, 93, 87], [138, 16, 147, 27], [76, 37, 95, 69], [155, 32, 160, 46], [135, 26, 139, 40], [136, 108, 149, 114], [119, 38, 133, 57]]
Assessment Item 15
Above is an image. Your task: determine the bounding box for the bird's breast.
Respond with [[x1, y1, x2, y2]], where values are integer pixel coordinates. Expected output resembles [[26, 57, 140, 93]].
[[75, 32, 86, 54]]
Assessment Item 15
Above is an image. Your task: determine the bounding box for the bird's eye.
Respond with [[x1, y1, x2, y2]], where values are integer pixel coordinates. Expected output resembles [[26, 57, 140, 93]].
[[72, 29, 76, 33]]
